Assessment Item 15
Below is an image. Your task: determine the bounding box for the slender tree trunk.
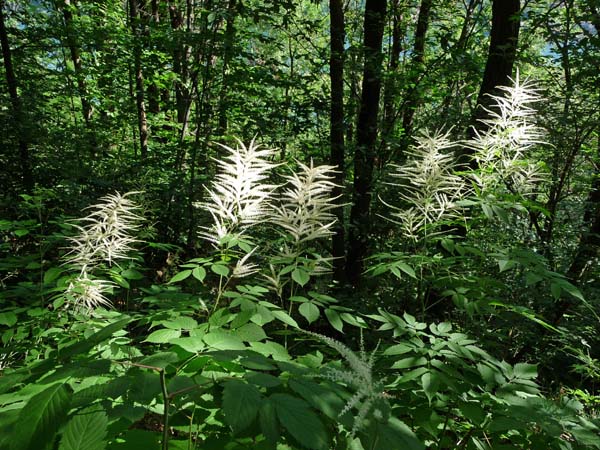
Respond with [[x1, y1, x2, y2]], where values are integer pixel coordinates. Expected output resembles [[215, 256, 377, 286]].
[[346, 0, 387, 285], [59, 0, 97, 152], [458, 0, 520, 167], [129, 0, 149, 159], [329, 0, 346, 283], [217, 0, 237, 137], [400, 0, 432, 152], [168, 0, 190, 129], [147, 0, 160, 114], [0, 0, 32, 190], [381, 0, 406, 166]]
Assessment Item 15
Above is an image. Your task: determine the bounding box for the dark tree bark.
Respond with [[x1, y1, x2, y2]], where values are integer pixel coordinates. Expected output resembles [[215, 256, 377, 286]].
[[381, 0, 406, 166], [217, 0, 237, 137], [346, 0, 387, 285], [458, 0, 520, 167], [129, 0, 149, 159], [0, 0, 32, 190], [168, 0, 190, 128], [399, 0, 432, 152], [60, 0, 97, 152], [329, 0, 346, 283]]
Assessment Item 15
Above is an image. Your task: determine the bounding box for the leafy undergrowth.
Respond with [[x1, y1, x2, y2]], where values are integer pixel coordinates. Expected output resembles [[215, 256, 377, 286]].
[[1, 301, 599, 450]]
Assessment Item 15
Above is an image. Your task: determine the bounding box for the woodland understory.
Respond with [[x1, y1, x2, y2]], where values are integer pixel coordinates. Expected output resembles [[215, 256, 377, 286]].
[[0, 0, 599, 449]]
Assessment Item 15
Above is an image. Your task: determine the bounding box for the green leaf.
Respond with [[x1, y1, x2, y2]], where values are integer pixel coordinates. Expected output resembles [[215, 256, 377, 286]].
[[14, 229, 29, 237], [391, 356, 427, 369], [121, 269, 144, 280], [171, 336, 206, 353], [369, 417, 424, 450], [259, 399, 280, 444], [11, 382, 72, 450], [203, 331, 246, 350], [223, 380, 262, 433], [57, 317, 131, 361], [288, 378, 345, 421], [299, 302, 320, 324], [513, 363, 537, 380], [383, 344, 412, 356], [192, 266, 206, 282], [169, 270, 192, 283], [421, 371, 440, 405], [396, 262, 416, 279], [211, 264, 230, 277], [271, 393, 328, 450], [292, 268, 310, 287], [163, 316, 198, 330], [272, 310, 299, 328], [0, 311, 17, 327], [324, 308, 343, 333], [144, 328, 181, 343], [44, 267, 63, 284], [59, 408, 108, 450], [235, 323, 268, 342]]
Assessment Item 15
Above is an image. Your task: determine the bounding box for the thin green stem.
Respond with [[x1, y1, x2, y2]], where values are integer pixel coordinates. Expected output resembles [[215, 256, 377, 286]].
[[160, 368, 170, 450]]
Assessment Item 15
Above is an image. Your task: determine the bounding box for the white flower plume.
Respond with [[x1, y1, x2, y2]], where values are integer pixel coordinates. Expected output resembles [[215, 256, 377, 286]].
[[63, 191, 144, 311], [271, 160, 340, 245], [384, 129, 467, 239], [467, 72, 547, 195], [199, 138, 279, 245]]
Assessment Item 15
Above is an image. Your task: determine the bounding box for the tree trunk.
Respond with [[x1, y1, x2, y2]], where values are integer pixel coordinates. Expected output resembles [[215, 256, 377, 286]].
[[60, 0, 97, 152], [458, 0, 520, 167], [329, 0, 346, 283], [381, 0, 406, 166], [346, 0, 387, 285], [0, 0, 32, 190], [400, 0, 432, 153], [217, 0, 237, 137], [129, 0, 149, 159]]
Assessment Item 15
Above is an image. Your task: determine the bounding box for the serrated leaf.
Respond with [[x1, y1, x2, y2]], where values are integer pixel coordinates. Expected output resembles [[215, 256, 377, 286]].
[[513, 363, 537, 380], [259, 399, 280, 444], [163, 316, 198, 330], [271, 393, 327, 450], [235, 323, 267, 342], [171, 336, 206, 353], [169, 270, 192, 283], [299, 302, 320, 324], [144, 328, 181, 343], [288, 378, 345, 421], [291, 268, 310, 287], [369, 417, 424, 450], [11, 382, 72, 450], [203, 331, 246, 350], [223, 381, 262, 433], [59, 408, 108, 450]]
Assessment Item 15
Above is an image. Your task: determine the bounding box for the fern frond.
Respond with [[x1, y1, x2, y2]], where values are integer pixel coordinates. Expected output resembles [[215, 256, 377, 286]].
[[304, 330, 387, 437]]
